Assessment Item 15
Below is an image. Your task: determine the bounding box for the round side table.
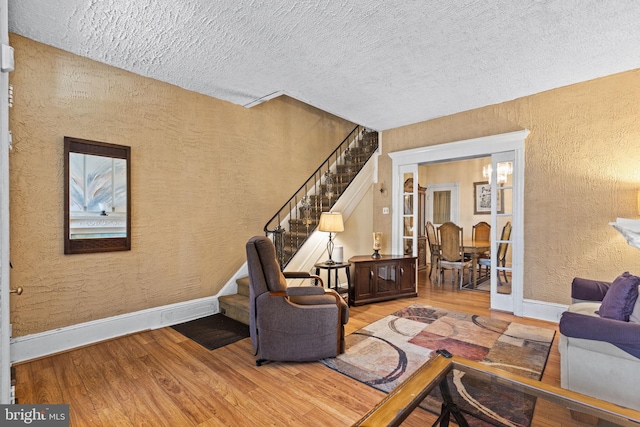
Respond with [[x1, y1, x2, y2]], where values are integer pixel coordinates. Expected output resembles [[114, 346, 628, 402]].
[[313, 261, 351, 304]]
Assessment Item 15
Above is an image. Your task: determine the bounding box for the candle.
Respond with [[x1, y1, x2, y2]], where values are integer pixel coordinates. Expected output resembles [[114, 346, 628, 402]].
[[372, 232, 382, 250]]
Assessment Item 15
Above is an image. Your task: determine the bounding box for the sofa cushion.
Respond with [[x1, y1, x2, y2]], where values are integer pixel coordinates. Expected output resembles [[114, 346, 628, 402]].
[[630, 285, 640, 324], [597, 272, 640, 321], [568, 302, 601, 317]]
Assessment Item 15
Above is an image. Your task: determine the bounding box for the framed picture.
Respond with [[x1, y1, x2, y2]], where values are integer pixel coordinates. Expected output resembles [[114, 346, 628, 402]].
[[473, 181, 503, 215]]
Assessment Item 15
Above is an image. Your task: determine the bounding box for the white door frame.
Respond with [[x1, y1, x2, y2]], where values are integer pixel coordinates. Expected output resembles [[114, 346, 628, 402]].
[[0, 0, 12, 404], [389, 130, 528, 315]]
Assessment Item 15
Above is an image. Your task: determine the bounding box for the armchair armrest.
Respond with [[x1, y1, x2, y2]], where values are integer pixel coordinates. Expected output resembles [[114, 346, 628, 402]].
[[571, 277, 611, 302], [559, 311, 640, 358], [283, 271, 324, 287]]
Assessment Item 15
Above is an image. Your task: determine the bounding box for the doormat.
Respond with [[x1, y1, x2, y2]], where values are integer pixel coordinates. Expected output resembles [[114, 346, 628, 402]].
[[171, 314, 250, 351], [321, 303, 555, 427]]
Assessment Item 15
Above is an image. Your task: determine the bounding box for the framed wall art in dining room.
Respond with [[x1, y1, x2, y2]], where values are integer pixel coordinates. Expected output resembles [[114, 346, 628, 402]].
[[473, 181, 503, 215]]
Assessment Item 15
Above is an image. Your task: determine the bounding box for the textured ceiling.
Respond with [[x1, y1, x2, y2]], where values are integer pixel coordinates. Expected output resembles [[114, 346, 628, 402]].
[[8, 0, 640, 130]]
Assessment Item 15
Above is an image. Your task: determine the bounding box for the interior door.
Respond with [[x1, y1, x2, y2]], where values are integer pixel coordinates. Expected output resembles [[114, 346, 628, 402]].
[[394, 164, 418, 257], [489, 151, 517, 313], [0, 0, 12, 404]]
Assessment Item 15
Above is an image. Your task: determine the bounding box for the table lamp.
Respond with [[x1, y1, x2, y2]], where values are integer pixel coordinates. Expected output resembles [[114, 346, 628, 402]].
[[318, 212, 344, 264]]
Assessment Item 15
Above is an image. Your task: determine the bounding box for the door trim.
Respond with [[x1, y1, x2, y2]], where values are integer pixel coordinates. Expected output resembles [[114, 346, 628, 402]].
[[0, 0, 12, 403]]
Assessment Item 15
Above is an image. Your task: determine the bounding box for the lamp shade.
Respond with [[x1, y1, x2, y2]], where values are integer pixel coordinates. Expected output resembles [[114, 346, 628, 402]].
[[318, 212, 344, 233]]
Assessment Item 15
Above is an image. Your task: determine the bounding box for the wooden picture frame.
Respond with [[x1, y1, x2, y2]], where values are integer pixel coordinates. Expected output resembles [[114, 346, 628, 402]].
[[64, 136, 131, 254], [473, 181, 503, 215]]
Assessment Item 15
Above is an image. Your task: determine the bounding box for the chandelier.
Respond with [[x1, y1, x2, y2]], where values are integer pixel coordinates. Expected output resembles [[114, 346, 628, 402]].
[[482, 162, 513, 185]]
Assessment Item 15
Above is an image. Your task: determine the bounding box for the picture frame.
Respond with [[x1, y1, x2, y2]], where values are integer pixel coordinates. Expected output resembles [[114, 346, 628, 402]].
[[473, 181, 503, 215]]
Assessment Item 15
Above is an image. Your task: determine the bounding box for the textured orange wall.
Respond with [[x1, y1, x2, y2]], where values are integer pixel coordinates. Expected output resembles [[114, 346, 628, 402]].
[[8, 34, 354, 336], [381, 69, 640, 304]]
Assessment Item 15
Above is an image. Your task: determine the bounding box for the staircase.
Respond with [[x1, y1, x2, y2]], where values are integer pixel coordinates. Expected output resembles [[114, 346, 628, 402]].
[[267, 127, 378, 269], [219, 126, 378, 325]]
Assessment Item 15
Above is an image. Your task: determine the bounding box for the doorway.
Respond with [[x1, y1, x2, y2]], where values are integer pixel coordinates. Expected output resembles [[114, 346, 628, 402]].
[[389, 130, 528, 315]]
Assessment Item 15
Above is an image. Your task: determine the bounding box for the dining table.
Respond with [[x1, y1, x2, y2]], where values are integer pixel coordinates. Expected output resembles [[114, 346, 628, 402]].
[[462, 239, 490, 289]]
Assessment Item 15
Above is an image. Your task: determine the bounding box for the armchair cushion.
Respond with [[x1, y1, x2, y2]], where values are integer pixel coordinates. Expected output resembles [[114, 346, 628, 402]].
[[596, 272, 640, 321], [289, 289, 349, 324], [285, 286, 326, 297]]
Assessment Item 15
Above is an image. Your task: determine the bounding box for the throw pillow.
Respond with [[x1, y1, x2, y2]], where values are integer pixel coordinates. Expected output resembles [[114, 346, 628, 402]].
[[597, 272, 640, 321], [630, 285, 640, 324]]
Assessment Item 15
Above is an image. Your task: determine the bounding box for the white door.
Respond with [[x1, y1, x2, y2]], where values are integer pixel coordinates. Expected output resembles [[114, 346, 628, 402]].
[[0, 0, 12, 404], [489, 151, 521, 314], [393, 164, 418, 256]]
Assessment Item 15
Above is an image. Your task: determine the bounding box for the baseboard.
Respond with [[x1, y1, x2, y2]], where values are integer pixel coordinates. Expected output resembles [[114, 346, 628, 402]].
[[522, 299, 568, 323], [10, 295, 220, 363]]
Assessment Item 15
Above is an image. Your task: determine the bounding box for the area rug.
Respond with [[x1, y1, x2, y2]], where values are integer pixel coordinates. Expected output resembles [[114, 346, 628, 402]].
[[321, 303, 555, 427], [171, 314, 249, 351]]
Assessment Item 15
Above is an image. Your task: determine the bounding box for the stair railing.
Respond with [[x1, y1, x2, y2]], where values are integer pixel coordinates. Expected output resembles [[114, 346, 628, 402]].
[[264, 125, 379, 269]]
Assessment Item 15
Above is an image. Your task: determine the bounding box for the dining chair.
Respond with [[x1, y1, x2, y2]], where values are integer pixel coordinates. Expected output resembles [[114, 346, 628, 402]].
[[472, 221, 491, 242], [436, 222, 471, 288], [425, 221, 440, 280], [473, 221, 491, 277], [479, 221, 512, 284]]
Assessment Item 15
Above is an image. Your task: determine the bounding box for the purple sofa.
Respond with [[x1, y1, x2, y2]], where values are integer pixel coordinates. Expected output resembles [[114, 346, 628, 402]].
[[558, 274, 640, 411]]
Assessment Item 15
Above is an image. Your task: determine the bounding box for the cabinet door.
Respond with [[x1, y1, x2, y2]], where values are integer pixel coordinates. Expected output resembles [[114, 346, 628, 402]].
[[374, 262, 397, 298], [354, 263, 374, 301], [398, 259, 416, 294]]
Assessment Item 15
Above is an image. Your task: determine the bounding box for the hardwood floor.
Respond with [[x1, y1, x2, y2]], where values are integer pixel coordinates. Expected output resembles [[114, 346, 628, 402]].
[[14, 270, 581, 426]]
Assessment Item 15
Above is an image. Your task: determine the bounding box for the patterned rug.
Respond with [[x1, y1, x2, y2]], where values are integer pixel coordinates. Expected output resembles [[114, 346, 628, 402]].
[[321, 303, 555, 427]]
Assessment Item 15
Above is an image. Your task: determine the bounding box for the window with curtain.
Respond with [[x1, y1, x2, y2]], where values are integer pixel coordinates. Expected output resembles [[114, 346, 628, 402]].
[[433, 190, 451, 224]]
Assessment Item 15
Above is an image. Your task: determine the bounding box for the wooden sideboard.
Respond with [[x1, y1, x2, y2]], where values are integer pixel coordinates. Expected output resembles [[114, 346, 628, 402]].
[[348, 255, 417, 306]]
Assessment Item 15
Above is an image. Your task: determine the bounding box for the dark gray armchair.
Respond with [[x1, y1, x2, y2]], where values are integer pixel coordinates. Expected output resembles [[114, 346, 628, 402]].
[[246, 236, 349, 365]]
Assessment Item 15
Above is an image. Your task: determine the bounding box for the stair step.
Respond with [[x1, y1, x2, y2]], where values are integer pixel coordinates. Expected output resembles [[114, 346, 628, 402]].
[[219, 293, 249, 326], [287, 226, 316, 237], [306, 197, 337, 206], [283, 229, 312, 239], [320, 182, 349, 192], [335, 164, 364, 174], [236, 276, 250, 297]]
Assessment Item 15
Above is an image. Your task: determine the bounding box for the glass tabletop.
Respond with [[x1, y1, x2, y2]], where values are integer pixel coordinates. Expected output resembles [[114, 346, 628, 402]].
[[353, 355, 640, 427]]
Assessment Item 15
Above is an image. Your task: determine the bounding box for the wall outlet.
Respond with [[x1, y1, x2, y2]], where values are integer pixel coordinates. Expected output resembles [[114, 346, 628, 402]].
[[382, 207, 390, 214]]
